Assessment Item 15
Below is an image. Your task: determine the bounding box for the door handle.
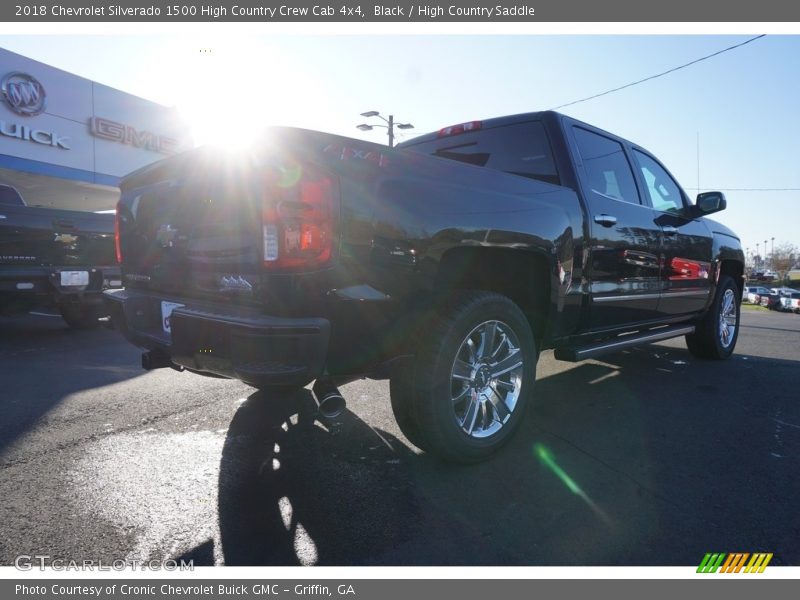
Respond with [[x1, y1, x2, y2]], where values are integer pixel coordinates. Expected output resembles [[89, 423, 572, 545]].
[[662, 225, 679, 235], [593, 214, 617, 227]]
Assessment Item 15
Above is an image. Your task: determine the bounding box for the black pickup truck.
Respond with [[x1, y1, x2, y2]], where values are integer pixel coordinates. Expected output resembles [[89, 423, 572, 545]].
[[105, 111, 744, 462], [0, 184, 121, 328]]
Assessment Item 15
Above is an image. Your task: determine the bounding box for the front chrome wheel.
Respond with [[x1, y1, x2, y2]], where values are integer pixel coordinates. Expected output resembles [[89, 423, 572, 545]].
[[450, 320, 524, 439], [686, 274, 739, 360], [718, 288, 737, 348]]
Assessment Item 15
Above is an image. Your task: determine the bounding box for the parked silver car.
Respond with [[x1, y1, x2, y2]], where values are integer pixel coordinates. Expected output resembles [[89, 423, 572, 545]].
[[745, 286, 772, 304]]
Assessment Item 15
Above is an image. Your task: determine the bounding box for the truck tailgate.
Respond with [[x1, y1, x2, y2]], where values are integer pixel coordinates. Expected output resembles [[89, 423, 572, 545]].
[[118, 159, 263, 301], [0, 205, 115, 267]]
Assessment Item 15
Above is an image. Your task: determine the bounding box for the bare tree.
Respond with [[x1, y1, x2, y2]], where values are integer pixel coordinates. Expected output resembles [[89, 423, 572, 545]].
[[771, 242, 798, 282]]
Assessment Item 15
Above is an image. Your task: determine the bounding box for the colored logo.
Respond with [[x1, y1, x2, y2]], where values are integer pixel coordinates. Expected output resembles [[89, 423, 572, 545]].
[[1, 72, 46, 116], [697, 552, 773, 573]]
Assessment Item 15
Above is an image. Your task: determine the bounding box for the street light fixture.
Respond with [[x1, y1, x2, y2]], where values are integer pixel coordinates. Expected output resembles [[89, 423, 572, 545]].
[[771, 237, 775, 269], [356, 110, 414, 148]]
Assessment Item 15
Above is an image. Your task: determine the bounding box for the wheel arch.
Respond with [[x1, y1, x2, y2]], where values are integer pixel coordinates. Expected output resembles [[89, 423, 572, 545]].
[[718, 258, 745, 299], [431, 246, 553, 345]]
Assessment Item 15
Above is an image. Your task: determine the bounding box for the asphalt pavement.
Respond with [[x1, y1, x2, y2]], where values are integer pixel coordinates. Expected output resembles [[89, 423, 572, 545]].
[[1, 307, 798, 566]]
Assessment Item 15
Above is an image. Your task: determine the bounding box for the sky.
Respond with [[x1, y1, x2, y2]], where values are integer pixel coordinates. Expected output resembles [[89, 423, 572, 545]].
[[1, 32, 798, 260]]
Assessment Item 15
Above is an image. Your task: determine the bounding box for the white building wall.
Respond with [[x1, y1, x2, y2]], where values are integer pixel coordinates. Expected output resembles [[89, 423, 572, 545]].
[[0, 47, 192, 185]]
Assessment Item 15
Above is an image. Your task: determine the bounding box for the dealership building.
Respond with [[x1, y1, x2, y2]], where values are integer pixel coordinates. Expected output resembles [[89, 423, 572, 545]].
[[0, 47, 191, 211]]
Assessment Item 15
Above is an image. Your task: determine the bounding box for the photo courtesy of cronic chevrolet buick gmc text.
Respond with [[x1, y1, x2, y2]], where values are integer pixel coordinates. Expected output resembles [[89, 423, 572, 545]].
[[105, 111, 744, 462]]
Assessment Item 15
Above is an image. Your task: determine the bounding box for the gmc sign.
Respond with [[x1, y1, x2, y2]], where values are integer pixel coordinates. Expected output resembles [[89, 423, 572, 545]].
[[89, 117, 178, 155]]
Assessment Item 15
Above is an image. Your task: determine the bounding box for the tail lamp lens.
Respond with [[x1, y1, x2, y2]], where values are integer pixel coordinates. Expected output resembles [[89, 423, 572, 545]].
[[262, 165, 336, 270]]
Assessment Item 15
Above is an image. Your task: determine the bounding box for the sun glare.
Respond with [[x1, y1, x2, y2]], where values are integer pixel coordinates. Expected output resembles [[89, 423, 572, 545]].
[[162, 38, 310, 151]]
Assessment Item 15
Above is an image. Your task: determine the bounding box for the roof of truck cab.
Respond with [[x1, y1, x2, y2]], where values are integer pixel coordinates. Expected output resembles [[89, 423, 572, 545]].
[[398, 110, 645, 153], [398, 110, 565, 148]]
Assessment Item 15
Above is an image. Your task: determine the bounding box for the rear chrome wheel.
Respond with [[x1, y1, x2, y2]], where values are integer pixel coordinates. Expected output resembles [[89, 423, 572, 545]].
[[450, 320, 524, 439], [404, 291, 536, 463]]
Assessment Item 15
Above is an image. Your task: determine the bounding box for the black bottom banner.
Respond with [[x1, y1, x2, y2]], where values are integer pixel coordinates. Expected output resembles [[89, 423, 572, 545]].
[[3, 579, 796, 600]]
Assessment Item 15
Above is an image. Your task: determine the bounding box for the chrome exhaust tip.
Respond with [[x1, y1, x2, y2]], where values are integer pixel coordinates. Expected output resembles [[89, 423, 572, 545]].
[[312, 379, 346, 418]]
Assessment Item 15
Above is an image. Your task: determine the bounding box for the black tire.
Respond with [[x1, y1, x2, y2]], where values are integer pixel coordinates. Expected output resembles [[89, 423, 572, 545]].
[[389, 364, 431, 452], [59, 303, 102, 329], [685, 275, 740, 360], [406, 291, 536, 463]]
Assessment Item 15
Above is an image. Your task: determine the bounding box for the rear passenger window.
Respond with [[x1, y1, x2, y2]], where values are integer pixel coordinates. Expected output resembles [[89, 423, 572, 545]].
[[406, 121, 560, 185], [573, 127, 640, 205]]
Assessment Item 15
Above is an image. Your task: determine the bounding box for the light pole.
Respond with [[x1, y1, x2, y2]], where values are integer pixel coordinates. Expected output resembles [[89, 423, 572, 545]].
[[356, 111, 414, 148], [771, 237, 775, 269], [764, 240, 768, 271]]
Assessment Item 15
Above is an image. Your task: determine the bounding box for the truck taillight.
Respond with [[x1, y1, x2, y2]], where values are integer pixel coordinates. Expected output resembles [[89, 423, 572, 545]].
[[114, 201, 122, 264], [262, 164, 337, 271]]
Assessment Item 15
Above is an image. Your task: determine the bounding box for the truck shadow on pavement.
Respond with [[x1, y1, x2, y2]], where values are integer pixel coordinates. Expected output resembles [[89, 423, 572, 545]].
[[0, 314, 143, 457], [178, 344, 799, 566], [212, 389, 423, 566]]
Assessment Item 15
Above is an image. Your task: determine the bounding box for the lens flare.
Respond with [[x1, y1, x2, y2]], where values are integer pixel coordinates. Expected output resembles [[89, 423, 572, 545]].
[[534, 442, 614, 526]]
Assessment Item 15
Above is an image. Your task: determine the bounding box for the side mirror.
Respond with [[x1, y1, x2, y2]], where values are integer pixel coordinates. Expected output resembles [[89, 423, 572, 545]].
[[693, 191, 727, 216]]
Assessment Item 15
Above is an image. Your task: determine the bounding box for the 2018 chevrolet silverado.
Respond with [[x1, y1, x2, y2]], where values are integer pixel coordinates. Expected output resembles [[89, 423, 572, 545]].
[[105, 111, 744, 462], [0, 183, 121, 328]]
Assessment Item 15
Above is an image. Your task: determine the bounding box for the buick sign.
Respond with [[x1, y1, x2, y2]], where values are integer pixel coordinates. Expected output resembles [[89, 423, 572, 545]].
[[1, 72, 46, 116]]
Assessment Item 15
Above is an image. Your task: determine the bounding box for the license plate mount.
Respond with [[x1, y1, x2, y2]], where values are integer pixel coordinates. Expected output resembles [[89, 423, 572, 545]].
[[60, 271, 89, 286], [160, 301, 185, 335]]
